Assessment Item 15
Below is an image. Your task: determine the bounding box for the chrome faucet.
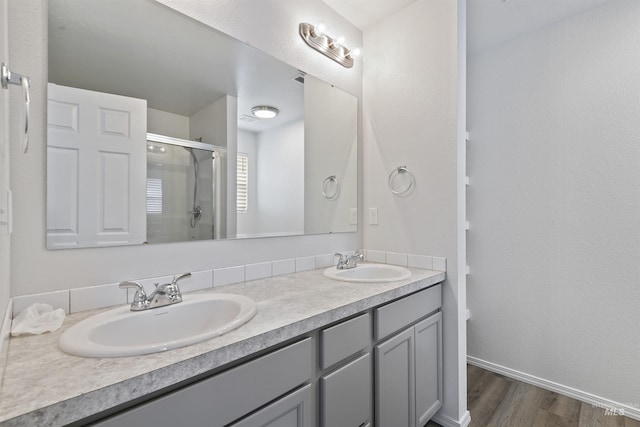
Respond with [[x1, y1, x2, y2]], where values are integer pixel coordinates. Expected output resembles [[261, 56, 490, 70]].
[[334, 251, 365, 270], [119, 272, 191, 311]]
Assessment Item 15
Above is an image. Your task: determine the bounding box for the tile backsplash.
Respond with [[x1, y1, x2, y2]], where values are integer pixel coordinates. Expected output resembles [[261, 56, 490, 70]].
[[11, 250, 447, 318], [365, 250, 446, 271]]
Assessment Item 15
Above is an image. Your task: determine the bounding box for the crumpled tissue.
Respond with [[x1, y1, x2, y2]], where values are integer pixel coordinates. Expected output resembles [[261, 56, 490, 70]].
[[10, 303, 66, 337]]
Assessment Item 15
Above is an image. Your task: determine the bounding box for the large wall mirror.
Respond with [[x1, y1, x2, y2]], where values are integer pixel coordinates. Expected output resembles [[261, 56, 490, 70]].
[[46, 0, 358, 249]]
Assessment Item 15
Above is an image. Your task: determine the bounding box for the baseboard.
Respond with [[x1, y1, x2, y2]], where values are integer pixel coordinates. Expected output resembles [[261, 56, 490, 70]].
[[468, 356, 640, 421], [0, 298, 12, 387], [432, 410, 471, 427]]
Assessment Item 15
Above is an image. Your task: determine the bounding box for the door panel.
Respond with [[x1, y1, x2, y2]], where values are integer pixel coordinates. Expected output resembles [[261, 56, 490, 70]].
[[415, 313, 443, 426], [375, 327, 415, 427], [47, 83, 147, 248], [321, 353, 371, 427]]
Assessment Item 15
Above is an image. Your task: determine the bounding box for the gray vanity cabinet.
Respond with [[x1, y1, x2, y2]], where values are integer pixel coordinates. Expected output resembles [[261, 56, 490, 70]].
[[374, 286, 443, 427], [93, 338, 312, 427], [320, 353, 372, 427], [415, 312, 443, 426], [319, 313, 372, 427], [88, 284, 442, 427], [375, 327, 416, 427], [229, 384, 312, 427]]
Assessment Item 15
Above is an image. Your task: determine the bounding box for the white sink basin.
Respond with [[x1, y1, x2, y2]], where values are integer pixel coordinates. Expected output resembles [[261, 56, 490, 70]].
[[59, 293, 257, 358], [323, 263, 411, 283]]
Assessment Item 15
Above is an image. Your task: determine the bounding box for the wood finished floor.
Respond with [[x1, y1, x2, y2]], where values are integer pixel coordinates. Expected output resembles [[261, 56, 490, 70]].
[[425, 364, 640, 427]]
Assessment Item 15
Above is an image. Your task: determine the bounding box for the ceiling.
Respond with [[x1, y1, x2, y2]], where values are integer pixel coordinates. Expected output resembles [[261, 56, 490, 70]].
[[48, 0, 304, 134], [322, 0, 614, 52], [321, 0, 417, 30], [466, 0, 615, 53]]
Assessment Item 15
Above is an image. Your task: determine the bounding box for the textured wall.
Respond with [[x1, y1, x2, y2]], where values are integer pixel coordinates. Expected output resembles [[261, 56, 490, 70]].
[[8, 0, 361, 295], [0, 0, 9, 324], [255, 120, 304, 235], [467, 0, 640, 408], [363, 0, 465, 422]]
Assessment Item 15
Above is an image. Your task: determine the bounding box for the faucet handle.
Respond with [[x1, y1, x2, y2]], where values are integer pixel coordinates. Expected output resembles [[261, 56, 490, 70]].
[[172, 272, 192, 286], [119, 281, 149, 311], [334, 253, 347, 269], [164, 273, 190, 303]]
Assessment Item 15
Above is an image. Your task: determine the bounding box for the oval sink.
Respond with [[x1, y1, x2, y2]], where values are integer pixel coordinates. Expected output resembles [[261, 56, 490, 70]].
[[59, 293, 257, 358], [323, 263, 411, 283]]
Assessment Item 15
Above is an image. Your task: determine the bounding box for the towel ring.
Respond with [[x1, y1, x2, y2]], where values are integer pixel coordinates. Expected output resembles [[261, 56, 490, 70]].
[[321, 175, 340, 199], [21, 77, 30, 154], [1, 63, 30, 153], [388, 166, 415, 195]]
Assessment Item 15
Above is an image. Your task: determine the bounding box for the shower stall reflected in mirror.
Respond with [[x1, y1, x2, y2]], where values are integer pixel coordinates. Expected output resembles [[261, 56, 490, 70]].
[[145, 134, 226, 244]]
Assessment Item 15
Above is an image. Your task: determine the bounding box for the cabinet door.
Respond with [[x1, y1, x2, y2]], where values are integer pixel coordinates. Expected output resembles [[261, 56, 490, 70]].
[[375, 327, 415, 427], [321, 353, 371, 427], [415, 312, 442, 426], [230, 384, 312, 427]]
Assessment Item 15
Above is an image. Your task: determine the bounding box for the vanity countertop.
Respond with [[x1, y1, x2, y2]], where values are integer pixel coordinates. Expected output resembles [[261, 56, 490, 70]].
[[0, 266, 445, 426]]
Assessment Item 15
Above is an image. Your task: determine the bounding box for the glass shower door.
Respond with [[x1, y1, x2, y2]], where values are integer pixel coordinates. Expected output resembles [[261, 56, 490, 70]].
[[146, 140, 216, 244]]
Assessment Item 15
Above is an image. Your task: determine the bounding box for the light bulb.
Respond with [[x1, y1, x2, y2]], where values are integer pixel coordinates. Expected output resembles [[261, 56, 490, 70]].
[[336, 36, 345, 46], [350, 48, 362, 58], [315, 22, 326, 36]]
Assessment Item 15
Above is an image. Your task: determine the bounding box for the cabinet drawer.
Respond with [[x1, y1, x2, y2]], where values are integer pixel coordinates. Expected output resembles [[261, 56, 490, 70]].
[[321, 312, 371, 369], [374, 285, 441, 340], [321, 353, 372, 427], [95, 338, 312, 427], [230, 384, 312, 427]]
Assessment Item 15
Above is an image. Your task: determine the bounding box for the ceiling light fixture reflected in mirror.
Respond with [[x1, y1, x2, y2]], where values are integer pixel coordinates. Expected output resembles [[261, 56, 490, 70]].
[[251, 105, 280, 119]]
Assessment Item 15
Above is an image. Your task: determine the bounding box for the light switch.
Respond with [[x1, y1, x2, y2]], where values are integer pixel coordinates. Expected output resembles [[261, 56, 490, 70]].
[[369, 207, 378, 225], [350, 208, 358, 225]]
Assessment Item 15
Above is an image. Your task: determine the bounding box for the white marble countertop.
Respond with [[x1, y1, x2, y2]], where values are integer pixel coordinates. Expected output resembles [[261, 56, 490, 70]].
[[0, 266, 444, 426]]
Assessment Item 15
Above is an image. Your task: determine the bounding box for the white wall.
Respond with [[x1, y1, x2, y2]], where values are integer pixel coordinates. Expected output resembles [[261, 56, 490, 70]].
[[467, 0, 640, 412], [147, 108, 189, 140], [8, 0, 361, 296], [304, 75, 358, 235], [237, 122, 304, 237], [255, 120, 304, 235], [238, 122, 304, 237], [363, 0, 466, 423], [0, 0, 10, 328], [189, 97, 230, 148]]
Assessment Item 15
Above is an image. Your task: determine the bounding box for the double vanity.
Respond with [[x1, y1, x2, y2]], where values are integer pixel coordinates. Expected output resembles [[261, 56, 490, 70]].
[[0, 264, 444, 426]]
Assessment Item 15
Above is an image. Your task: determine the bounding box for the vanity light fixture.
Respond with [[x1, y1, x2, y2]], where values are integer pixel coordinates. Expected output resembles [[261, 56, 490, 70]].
[[299, 23, 360, 68], [251, 105, 279, 119]]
